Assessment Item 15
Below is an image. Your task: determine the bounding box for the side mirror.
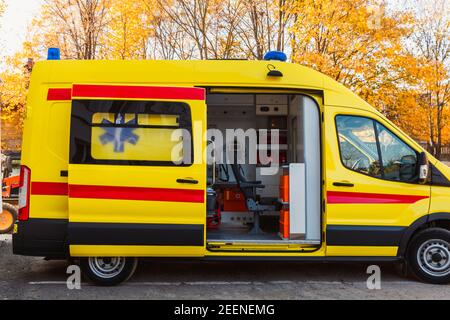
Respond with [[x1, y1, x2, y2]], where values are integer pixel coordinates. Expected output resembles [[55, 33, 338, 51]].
[[418, 152, 429, 184]]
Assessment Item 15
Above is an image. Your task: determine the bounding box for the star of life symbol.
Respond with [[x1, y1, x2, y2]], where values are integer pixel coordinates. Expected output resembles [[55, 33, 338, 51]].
[[99, 113, 139, 152]]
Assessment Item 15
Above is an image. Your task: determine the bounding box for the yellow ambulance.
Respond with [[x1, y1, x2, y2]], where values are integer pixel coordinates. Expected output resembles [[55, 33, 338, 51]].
[[13, 49, 450, 285]]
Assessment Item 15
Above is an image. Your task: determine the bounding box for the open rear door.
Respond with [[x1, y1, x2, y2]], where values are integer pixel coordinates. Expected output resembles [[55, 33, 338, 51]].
[[67, 84, 206, 257]]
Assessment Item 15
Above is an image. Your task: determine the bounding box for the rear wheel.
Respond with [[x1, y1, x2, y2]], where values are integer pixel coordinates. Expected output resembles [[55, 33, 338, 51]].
[[0, 203, 17, 234], [80, 257, 138, 286], [408, 228, 450, 284]]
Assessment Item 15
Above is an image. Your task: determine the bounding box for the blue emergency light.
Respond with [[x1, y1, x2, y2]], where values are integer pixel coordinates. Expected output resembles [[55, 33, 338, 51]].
[[47, 48, 61, 60], [263, 51, 287, 62]]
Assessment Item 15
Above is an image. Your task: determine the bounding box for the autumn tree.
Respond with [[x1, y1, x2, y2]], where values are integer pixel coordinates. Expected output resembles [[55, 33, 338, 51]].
[[101, 1, 154, 59], [0, 0, 4, 29], [286, 0, 446, 152], [155, 0, 225, 59], [0, 0, 4, 23], [289, 0, 413, 89], [152, 0, 293, 60], [150, 4, 198, 59], [409, 0, 450, 158], [0, 40, 39, 151], [236, 0, 293, 59], [34, 0, 111, 59]]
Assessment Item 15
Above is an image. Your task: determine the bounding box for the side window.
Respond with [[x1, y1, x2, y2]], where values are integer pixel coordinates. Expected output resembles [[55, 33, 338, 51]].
[[336, 115, 418, 182], [70, 100, 192, 166], [336, 116, 382, 178], [376, 123, 417, 182]]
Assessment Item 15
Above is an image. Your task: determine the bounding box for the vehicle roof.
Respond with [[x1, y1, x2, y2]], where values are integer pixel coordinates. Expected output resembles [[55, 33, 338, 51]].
[[31, 59, 377, 113]]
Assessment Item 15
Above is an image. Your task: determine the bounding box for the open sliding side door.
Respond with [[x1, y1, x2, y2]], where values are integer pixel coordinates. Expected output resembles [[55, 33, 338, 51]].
[[67, 84, 207, 257]]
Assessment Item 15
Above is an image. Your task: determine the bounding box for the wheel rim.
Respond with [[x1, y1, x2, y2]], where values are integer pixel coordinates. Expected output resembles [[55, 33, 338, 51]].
[[0, 210, 14, 232], [88, 257, 126, 279], [417, 239, 450, 277]]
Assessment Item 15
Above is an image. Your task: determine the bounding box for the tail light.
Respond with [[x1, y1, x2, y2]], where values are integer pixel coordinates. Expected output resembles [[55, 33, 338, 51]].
[[18, 165, 31, 221]]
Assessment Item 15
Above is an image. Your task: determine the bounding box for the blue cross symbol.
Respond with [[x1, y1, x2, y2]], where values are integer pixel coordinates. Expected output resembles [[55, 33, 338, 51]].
[[99, 114, 139, 153]]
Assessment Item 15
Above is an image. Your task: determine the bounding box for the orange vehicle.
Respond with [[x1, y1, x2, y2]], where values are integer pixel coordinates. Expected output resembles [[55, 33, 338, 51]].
[[2, 175, 20, 199], [1, 152, 20, 234]]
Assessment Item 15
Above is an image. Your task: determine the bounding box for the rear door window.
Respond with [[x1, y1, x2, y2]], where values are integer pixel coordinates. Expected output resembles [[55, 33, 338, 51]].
[[70, 100, 193, 166]]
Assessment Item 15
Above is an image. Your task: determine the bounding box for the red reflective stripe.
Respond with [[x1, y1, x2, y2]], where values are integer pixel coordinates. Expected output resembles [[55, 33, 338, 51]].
[[69, 184, 204, 203], [72, 85, 205, 101], [47, 88, 72, 101], [327, 191, 429, 204], [31, 182, 68, 196], [30, 182, 204, 203]]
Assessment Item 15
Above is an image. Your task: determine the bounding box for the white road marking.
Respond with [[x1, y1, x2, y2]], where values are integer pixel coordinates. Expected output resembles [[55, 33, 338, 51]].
[[268, 280, 294, 284], [28, 281, 68, 285], [128, 282, 182, 286], [303, 281, 351, 285], [28, 280, 419, 286], [184, 281, 249, 285]]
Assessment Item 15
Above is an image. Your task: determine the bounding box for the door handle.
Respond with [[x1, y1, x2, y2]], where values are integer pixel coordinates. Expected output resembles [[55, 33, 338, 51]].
[[176, 178, 199, 185], [333, 181, 354, 187]]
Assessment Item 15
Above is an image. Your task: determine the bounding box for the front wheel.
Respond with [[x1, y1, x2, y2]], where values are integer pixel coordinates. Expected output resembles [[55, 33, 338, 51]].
[[80, 257, 138, 286], [408, 228, 450, 284]]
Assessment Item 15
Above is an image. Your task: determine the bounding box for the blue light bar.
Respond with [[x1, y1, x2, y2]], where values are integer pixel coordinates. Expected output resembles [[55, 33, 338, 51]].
[[47, 48, 61, 60], [263, 51, 287, 62]]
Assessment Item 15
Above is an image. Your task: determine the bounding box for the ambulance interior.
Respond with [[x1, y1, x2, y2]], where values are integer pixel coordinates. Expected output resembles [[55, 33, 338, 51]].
[[205, 93, 322, 248]]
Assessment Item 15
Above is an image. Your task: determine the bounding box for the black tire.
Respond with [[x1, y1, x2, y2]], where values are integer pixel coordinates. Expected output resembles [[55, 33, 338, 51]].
[[0, 203, 18, 234], [80, 257, 138, 286], [408, 228, 450, 284]]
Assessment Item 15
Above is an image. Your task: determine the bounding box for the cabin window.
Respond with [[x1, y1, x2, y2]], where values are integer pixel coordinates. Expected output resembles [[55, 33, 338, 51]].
[[69, 100, 193, 166], [336, 115, 382, 178], [375, 122, 418, 182], [336, 115, 418, 182]]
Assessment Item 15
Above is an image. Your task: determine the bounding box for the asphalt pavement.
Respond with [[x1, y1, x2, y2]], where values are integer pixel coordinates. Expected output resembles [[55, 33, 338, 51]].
[[1, 234, 449, 300]]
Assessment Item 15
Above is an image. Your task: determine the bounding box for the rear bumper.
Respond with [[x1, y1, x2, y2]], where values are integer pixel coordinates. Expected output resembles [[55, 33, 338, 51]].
[[13, 218, 68, 258]]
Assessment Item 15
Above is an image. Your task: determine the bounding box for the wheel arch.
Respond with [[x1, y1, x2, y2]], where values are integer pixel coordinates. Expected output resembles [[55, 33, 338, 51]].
[[398, 213, 450, 258]]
